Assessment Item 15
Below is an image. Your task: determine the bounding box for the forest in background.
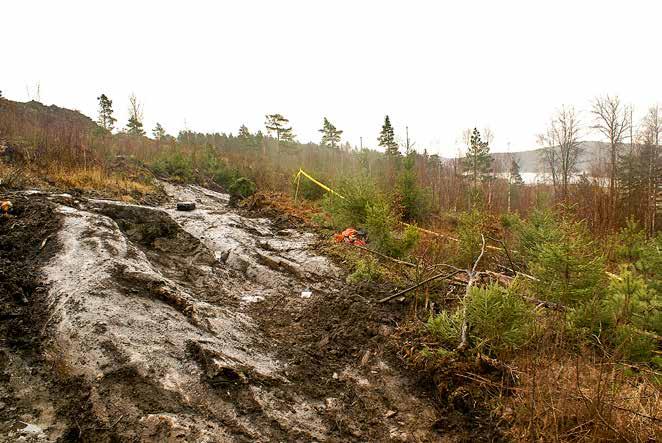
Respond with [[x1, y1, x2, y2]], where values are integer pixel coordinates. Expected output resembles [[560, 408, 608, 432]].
[[1, 92, 659, 235]]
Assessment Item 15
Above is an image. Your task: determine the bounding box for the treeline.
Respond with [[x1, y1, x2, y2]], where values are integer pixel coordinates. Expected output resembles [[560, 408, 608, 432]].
[[0, 92, 659, 236]]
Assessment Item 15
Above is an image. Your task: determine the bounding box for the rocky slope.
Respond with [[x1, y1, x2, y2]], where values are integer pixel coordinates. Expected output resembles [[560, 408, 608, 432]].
[[1, 182, 443, 442]]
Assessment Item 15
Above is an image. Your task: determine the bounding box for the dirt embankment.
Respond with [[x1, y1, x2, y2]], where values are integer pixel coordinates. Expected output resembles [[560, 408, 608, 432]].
[[0, 193, 67, 440], [0, 184, 500, 442]]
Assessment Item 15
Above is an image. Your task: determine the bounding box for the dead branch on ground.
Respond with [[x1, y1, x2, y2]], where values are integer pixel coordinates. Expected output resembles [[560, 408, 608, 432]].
[[456, 234, 486, 352]]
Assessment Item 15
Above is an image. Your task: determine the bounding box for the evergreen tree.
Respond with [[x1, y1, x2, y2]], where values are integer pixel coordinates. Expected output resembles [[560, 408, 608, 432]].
[[265, 114, 294, 144], [238, 124, 251, 139], [526, 216, 605, 306], [126, 93, 145, 136], [97, 94, 116, 132], [397, 151, 429, 222], [127, 116, 145, 136], [319, 117, 343, 149], [510, 159, 524, 185], [463, 128, 492, 188], [152, 122, 166, 140], [378, 115, 399, 156], [237, 124, 259, 149]]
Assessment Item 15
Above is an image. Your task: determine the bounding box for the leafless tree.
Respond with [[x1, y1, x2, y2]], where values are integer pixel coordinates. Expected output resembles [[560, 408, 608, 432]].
[[591, 95, 631, 213], [482, 127, 494, 146], [539, 106, 583, 202], [638, 105, 661, 235], [129, 93, 143, 123]]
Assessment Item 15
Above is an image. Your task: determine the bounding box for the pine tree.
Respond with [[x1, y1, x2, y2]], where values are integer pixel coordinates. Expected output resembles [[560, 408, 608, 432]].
[[378, 115, 399, 156], [126, 93, 145, 136], [527, 217, 605, 306], [463, 128, 492, 188], [237, 124, 258, 149], [398, 151, 428, 221], [127, 116, 144, 136], [319, 117, 343, 149], [238, 124, 251, 139], [510, 159, 524, 185], [507, 159, 524, 212], [97, 94, 116, 132], [152, 122, 166, 140], [265, 114, 294, 145]]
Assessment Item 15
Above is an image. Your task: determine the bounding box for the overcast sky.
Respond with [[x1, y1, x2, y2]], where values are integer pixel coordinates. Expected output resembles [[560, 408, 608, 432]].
[[3, 1, 661, 156]]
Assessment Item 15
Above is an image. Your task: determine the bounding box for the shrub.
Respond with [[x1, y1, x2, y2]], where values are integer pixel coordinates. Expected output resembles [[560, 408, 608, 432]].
[[428, 310, 463, 346], [346, 257, 381, 284], [636, 233, 662, 296], [528, 218, 605, 306], [465, 283, 533, 355], [428, 284, 533, 357], [0, 162, 27, 189], [292, 171, 326, 201], [151, 151, 194, 181], [610, 324, 657, 363], [514, 208, 563, 263], [616, 217, 647, 263], [396, 153, 431, 222], [321, 175, 378, 228], [568, 267, 660, 364], [364, 200, 419, 258], [605, 267, 660, 334], [320, 175, 418, 257], [228, 177, 256, 200], [457, 209, 487, 268], [499, 212, 522, 230], [212, 164, 239, 189]]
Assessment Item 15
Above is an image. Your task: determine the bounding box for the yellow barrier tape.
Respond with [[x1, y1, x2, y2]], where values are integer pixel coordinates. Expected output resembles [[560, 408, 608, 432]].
[[295, 168, 346, 199]]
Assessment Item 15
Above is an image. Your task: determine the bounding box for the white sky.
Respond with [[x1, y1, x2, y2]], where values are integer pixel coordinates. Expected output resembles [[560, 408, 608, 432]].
[[2, 0, 661, 156]]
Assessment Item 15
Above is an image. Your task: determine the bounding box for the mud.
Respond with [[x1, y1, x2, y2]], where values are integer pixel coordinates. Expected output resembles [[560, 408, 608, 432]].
[[0, 194, 66, 441], [0, 182, 471, 442]]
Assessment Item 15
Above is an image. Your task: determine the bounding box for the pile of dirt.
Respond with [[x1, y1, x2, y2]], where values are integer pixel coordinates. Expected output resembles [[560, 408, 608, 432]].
[[0, 194, 61, 344], [0, 193, 69, 440]]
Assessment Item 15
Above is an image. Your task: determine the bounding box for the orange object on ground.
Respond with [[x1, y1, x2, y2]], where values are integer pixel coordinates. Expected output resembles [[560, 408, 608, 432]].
[[334, 228, 367, 246], [1, 200, 12, 216]]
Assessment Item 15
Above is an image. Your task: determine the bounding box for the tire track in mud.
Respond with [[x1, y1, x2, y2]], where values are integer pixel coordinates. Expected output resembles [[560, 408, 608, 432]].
[[2, 184, 444, 442]]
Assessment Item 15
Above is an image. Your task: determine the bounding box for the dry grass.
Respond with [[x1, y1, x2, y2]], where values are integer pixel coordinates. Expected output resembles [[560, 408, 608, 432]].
[[0, 160, 155, 202], [45, 165, 154, 197], [0, 161, 30, 188], [242, 190, 322, 223], [507, 352, 661, 442]]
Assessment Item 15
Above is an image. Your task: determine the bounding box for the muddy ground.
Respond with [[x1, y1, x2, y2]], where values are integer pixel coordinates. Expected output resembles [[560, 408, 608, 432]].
[[0, 183, 502, 442]]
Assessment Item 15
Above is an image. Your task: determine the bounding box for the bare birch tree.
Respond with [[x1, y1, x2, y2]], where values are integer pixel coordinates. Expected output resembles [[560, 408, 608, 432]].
[[639, 105, 661, 235], [591, 95, 631, 214], [539, 106, 582, 202]]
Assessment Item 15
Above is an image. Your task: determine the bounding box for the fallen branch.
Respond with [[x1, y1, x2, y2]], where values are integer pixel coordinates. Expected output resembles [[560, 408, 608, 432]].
[[351, 244, 416, 268], [456, 234, 486, 352], [378, 270, 462, 303], [486, 235, 517, 272], [522, 296, 566, 311], [402, 222, 503, 251]]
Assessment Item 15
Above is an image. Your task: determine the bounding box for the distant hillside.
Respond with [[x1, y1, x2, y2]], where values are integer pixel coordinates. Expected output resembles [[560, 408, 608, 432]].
[[491, 141, 611, 173], [0, 98, 100, 142]]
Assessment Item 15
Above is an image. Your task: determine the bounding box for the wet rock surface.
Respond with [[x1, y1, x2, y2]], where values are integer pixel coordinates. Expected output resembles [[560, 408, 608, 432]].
[[1, 183, 443, 442]]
